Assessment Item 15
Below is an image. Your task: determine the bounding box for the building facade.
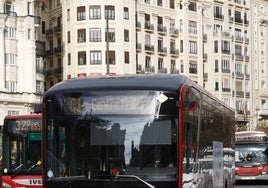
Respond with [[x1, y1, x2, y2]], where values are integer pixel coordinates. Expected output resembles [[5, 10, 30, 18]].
[[2, 0, 268, 131], [0, 0, 45, 127]]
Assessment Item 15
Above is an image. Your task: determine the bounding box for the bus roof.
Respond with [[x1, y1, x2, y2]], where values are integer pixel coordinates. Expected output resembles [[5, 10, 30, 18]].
[[4, 114, 42, 120], [44, 74, 233, 111], [235, 131, 266, 137], [45, 74, 189, 94]]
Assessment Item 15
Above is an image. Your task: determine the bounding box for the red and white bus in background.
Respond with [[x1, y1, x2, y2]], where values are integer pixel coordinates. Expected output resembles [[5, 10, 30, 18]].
[[1, 114, 42, 188], [235, 131, 268, 181]]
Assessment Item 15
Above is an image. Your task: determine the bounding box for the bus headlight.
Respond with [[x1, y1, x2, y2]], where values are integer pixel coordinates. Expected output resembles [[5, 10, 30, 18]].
[[2, 182, 12, 188]]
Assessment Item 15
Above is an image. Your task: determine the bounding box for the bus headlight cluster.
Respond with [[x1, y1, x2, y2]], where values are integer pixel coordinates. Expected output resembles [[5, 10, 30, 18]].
[[2, 182, 12, 188]]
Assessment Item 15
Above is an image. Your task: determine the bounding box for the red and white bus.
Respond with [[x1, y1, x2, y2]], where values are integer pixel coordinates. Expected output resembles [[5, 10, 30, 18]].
[[235, 131, 268, 181], [1, 114, 42, 188], [41, 74, 235, 188]]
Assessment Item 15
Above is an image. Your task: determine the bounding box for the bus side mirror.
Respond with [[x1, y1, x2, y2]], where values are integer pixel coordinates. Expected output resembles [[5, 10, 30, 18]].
[[34, 104, 42, 114], [183, 100, 198, 111]]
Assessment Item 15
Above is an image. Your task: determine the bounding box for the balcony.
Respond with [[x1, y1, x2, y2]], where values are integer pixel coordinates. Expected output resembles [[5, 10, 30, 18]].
[[35, 40, 45, 57], [136, 43, 142, 52], [235, 36, 243, 43], [170, 69, 180, 74], [235, 18, 243, 25], [169, 28, 179, 38], [34, 16, 41, 26], [236, 91, 244, 97], [54, 46, 62, 54], [222, 88, 231, 92], [144, 66, 155, 73], [144, 45, 154, 54], [203, 53, 207, 61], [144, 23, 154, 33], [157, 25, 167, 35], [46, 67, 62, 77], [158, 68, 167, 73], [157, 47, 167, 56], [45, 49, 54, 57], [235, 72, 244, 79], [214, 14, 224, 20], [136, 21, 141, 30], [203, 34, 207, 42], [45, 28, 53, 36], [170, 49, 179, 57], [235, 54, 244, 61], [259, 109, 268, 118], [54, 25, 61, 33]]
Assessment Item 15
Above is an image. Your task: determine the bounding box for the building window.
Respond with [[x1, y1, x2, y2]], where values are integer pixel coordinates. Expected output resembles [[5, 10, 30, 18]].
[[214, 40, 218, 53], [235, 45, 242, 56], [170, 59, 176, 71], [180, 40, 183, 53], [68, 53, 71, 65], [214, 6, 223, 19], [124, 7, 129, 20], [67, 9, 70, 21], [5, 81, 17, 92], [215, 60, 218, 72], [145, 56, 151, 68], [28, 29, 31, 39], [106, 28, 115, 42], [222, 59, 230, 73], [5, 53, 16, 65], [5, 27, 16, 38], [78, 51, 86, 65], [4, 1, 12, 14], [36, 57, 43, 74], [158, 58, 163, 70], [89, 5, 101, 19], [36, 80, 43, 94], [90, 51, 102, 65], [105, 6, 115, 20], [189, 61, 197, 74], [221, 40, 230, 54], [8, 111, 19, 116], [189, 21, 197, 34], [189, 2, 197, 11], [107, 51, 115, 65], [90, 28, 101, 42], [170, 0, 175, 9], [125, 51, 129, 64], [67, 31, 70, 43], [77, 29, 86, 43], [157, 0, 163, 6], [49, 0, 52, 10], [27, 2, 31, 15], [77, 6, 86, 21], [124, 30, 129, 42], [189, 41, 197, 54]]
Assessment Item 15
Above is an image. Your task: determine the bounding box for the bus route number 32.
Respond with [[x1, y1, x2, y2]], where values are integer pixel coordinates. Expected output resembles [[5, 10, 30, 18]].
[[15, 120, 41, 131]]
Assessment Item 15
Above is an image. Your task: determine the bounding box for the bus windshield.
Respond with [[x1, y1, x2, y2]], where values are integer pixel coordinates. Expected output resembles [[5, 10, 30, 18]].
[[2, 117, 42, 175], [44, 90, 178, 182], [235, 144, 268, 164]]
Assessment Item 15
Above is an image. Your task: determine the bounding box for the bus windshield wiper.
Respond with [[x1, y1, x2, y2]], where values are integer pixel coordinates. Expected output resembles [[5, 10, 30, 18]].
[[117, 175, 155, 188], [28, 160, 42, 171], [11, 164, 24, 178]]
